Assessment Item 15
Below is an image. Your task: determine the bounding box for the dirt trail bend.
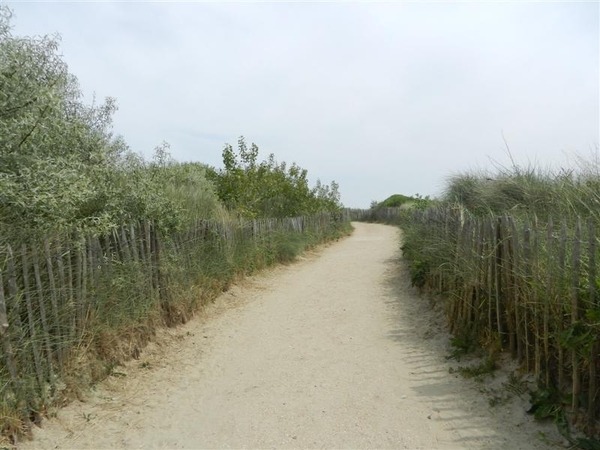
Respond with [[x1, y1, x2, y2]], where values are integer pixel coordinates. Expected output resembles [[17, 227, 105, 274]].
[[23, 223, 558, 450]]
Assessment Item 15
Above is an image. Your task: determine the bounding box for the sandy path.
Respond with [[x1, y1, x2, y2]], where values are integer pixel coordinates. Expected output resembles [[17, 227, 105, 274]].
[[22, 223, 560, 450]]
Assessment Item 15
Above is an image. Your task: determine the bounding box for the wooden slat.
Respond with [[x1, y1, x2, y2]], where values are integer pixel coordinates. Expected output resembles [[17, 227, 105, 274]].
[[501, 216, 516, 357], [509, 217, 523, 363], [0, 263, 8, 336], [32, 246, 56, 386], [474, 219, 484, 336], [128, 224, 139, 262], [21, 244, 46, 392], [571, 218, 581, 410], [544, 217, 553, 387], [557, 218, 567, 389], [64, 240, 75, 343], [120, 227, 132, 264], [486, 218, 494, 334], [587, 219, 597, 427], [0, 267, 18, 385], [531, 216, 541, 379], [494, 218, 504, 345], [44, 239, 63, 368], [522, 217, 532, 372]]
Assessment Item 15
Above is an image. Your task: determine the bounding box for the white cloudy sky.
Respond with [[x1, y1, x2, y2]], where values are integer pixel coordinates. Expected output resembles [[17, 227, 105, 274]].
[[7, 1, 599, 207]]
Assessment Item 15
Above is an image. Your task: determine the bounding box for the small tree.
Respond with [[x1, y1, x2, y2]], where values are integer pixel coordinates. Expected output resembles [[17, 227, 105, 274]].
[[214, 137, 342, 218]]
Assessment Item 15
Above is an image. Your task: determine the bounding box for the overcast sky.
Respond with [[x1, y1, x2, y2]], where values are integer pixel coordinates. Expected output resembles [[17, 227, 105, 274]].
[[7, 1, 599, 208]]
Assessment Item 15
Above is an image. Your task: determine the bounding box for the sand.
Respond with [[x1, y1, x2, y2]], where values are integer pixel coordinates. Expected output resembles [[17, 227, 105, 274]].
[[20, 222, 563, 449]]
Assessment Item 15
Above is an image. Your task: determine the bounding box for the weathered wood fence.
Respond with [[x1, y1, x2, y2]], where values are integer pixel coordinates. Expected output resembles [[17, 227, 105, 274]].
[[0, 211, 348, 427], [353, 206, 600, 428]]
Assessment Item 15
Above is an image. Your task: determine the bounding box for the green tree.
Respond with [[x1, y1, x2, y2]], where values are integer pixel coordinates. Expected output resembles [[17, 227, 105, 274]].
[[0, 8, 226, 238], [0, 6, 130, 236], [214, 137, 342, 218]]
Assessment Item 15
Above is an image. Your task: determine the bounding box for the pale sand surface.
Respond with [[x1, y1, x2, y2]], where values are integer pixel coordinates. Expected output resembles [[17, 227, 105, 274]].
[[20, 223, 562, 449]]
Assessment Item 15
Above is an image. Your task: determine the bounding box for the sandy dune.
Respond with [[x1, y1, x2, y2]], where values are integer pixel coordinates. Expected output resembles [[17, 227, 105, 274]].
[[21, 222, 561, 449]]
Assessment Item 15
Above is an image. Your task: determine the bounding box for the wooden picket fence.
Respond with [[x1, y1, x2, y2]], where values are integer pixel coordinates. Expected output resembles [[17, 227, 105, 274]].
[[0, 211, 349, 425], [354, 206, 600, 428]]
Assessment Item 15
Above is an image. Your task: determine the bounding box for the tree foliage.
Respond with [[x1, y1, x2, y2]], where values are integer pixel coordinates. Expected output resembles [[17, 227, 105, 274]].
[[211, 137, 342, 218], [0, 8, 343, 240], [0, 8, 221, 238]]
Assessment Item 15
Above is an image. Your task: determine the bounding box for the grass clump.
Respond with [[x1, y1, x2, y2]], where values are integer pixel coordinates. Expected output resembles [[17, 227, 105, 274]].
[[455, 356, 498, 379], [444, 155, 600, 221]]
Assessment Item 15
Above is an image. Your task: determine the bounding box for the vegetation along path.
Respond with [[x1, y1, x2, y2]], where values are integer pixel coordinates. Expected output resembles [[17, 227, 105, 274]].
[[23, 223, 560, 449]]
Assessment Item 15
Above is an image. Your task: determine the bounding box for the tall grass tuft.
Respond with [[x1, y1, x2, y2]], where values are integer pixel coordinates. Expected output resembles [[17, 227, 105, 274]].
[[444, 156, 600, 221]]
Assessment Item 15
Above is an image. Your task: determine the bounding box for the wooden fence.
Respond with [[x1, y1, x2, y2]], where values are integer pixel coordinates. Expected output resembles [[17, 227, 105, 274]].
[[354, 207, 600, 428], [0, 211, 349, 425]]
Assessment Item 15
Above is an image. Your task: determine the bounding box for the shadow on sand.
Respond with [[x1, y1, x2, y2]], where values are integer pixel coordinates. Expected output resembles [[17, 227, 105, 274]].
[[379, 253, 559, 450]]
